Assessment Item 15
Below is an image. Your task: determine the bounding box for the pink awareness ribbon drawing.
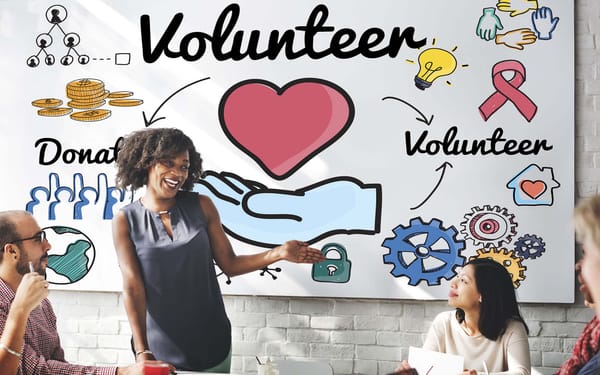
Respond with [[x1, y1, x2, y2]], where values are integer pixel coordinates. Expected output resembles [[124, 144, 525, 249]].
[[479, 60, 538, 122]]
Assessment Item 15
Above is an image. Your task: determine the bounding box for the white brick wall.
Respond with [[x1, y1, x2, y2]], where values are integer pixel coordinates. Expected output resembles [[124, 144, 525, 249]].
[[48, 292, 596, 375], [44, 1, 600, 374]]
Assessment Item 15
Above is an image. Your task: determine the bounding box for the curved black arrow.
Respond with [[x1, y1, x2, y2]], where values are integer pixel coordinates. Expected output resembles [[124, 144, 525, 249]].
[[411, 162, 453, 210], [143, 77, 211, 127], [382, 96, 433, 125]]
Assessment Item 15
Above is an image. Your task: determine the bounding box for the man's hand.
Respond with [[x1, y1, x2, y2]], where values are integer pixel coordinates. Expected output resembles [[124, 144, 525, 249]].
[[13, 272, 48, 314]]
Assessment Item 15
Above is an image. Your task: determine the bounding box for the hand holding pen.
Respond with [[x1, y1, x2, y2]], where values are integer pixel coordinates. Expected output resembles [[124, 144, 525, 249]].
[[388, 361, 419, 375], [12, 262, 49, 314]]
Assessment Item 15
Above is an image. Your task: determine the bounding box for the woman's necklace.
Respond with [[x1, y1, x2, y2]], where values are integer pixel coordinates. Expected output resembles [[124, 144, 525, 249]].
[[141, 197, 171, 215]]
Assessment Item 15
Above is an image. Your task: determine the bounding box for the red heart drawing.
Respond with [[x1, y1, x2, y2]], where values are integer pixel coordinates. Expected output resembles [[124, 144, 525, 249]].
[[219, 79, 354, 180], [520, 180, 546, 199]]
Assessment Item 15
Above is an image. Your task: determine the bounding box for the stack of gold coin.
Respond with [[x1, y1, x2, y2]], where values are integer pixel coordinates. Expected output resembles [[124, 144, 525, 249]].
[[66, 78, 110, 110], [33, 78, 143, 122]]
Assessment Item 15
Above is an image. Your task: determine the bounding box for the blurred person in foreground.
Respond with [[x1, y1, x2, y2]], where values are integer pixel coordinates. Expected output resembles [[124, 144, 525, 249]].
[[555, 257, 600, 375], [570, 195, 600, 375]]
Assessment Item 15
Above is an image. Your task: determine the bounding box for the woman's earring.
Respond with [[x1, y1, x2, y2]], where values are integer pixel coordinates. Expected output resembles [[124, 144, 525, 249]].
[[479, 296, 482, 303]]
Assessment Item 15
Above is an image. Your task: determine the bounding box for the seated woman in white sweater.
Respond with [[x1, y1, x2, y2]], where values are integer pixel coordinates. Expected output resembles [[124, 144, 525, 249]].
[[397, 258, 531, 375]]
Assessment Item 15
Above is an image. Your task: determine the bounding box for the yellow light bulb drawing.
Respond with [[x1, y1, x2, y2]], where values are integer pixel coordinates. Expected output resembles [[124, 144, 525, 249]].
[[414, 48, 457, 90]]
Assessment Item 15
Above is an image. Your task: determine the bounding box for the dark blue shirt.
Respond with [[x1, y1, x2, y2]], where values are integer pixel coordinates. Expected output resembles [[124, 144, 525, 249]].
[[122, 191, 231, 371]]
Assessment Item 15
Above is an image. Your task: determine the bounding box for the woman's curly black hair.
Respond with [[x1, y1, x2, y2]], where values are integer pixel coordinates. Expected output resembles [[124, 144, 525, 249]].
[[114, 128, 203, 191]]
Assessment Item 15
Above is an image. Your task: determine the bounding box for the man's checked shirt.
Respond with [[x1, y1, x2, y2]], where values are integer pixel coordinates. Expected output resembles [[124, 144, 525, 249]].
[[0, 277, 117, 375]]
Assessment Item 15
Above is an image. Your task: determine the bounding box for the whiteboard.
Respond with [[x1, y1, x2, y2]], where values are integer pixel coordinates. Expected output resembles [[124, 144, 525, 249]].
[[0, 0, 574, 302]]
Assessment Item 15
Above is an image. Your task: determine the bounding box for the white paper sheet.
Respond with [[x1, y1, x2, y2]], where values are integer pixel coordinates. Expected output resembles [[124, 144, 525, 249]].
[[408, 346, 464, 375]]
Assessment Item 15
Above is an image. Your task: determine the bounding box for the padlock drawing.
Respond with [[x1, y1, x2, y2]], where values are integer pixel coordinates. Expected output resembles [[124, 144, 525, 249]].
[[312, 243, 352, 283]]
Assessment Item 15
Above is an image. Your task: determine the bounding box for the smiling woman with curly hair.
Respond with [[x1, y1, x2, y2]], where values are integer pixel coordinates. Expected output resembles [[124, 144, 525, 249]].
[[112, 127, 325, 373], [114, 128, 203, 191]]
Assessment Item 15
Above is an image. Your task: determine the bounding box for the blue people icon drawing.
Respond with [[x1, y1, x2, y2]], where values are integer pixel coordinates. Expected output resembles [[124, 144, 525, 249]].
[[43, 226, 95, 285]]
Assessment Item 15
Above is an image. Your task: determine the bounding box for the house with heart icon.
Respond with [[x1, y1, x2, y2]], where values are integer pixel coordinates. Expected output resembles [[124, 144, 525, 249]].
[[506, 163, 561, 206]]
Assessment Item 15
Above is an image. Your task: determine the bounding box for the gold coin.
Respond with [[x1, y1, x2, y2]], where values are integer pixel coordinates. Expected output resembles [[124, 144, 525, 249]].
[[108, 91, 134, 99], [32, 98, 63, 108], [68, 99, 106, 109], [70, 109, 111, 122], [68, 90, 109, 103], [67, 86, 106, 100], [37, 107, 73, 117], [108, 98, 143, 107], [66, 78, 104, 92]]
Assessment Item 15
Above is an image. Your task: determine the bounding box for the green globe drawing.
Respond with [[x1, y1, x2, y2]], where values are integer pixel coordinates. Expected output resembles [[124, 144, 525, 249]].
[[43, 226, 96, 285]]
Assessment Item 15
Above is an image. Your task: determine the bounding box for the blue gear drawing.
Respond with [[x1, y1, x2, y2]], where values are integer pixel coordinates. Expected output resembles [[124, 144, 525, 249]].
[[382, 217, 466, 286], [513, 234, 546, 259]]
